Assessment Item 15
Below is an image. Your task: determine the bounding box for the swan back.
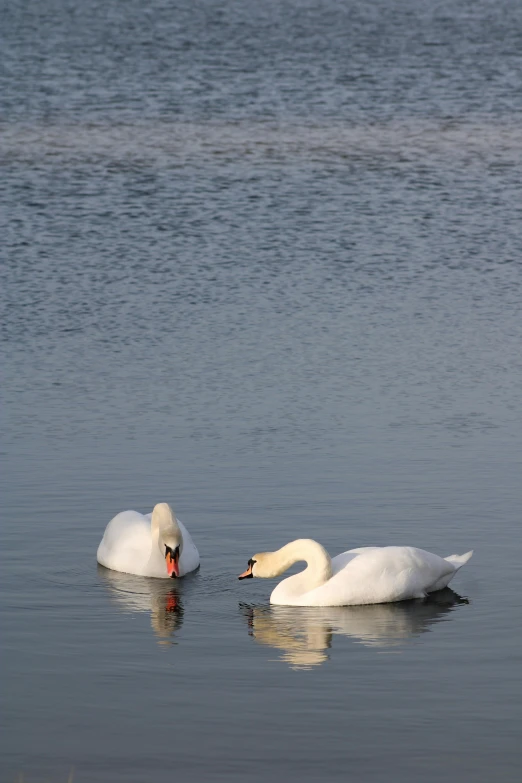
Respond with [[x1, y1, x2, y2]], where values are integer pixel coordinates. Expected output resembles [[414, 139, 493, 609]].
[[271, 545, 472, 607]]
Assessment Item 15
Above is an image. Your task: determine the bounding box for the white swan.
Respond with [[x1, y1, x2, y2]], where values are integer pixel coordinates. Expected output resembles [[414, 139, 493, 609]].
[[238, 539, 472, 606], [97, 502, 200, 578]]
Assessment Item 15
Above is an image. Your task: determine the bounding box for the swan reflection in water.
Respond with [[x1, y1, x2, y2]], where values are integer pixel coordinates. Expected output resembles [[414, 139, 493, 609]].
[[241, 589, 469, 669], [98, 565, 184, 644]]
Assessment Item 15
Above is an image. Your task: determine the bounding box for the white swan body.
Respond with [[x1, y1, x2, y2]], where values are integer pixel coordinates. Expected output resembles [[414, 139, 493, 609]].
[[239, 539, 472, 607], [97, 503, 200, 578]]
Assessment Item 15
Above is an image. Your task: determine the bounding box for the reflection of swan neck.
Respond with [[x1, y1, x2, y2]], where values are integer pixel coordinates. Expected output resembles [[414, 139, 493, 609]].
[[98, 567, 184, 645], [270, 540, 332, 590], [245, 589, 467, 668]]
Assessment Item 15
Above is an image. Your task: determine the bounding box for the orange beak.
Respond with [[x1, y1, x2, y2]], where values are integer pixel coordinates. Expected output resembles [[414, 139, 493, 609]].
[[165, 546, 180, 578], [238, 563, 254, 580]]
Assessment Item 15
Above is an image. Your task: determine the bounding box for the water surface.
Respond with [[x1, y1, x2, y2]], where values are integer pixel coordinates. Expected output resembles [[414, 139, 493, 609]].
[[2, 0, 522, 781]]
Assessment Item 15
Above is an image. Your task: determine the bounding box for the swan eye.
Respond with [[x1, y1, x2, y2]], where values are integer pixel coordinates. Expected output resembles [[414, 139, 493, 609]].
[[248, 558, 256, 567]]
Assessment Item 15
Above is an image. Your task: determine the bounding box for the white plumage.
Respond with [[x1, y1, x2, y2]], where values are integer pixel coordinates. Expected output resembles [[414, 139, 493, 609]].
[[240, 539, 472, 607], [97, 503, 200, 578]]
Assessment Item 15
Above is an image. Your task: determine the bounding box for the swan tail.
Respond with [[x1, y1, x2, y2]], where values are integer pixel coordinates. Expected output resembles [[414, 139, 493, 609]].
[[444, 550, 473, 570]]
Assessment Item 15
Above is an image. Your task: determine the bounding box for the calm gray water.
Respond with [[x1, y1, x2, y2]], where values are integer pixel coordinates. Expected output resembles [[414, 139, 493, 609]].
[[2, 0, 522, 781]]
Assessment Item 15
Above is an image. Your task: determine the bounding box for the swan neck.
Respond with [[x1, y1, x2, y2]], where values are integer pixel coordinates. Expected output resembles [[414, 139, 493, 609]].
[[273, 539, 332, 588], [150, 513, 163, 546], [151, 517, 161, 545], [150, 505, 180, 549]]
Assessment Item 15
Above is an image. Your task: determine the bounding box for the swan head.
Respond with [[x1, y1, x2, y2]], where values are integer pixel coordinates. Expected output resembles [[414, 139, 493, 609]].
[[238, 540, 332, 584], [152, 503, 183, 578], [238, 552, 277, 580]]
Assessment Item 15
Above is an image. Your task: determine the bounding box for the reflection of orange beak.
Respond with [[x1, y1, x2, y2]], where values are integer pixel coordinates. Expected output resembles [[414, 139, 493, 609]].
[[238, 563, 254, 580], [165, 594, 178, 612], [165, 548, 180, 578]]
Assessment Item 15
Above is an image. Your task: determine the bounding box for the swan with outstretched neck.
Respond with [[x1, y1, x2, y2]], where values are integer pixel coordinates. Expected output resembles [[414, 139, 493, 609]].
[[238, 539, 472, 606], [97, 502, 199, 578]]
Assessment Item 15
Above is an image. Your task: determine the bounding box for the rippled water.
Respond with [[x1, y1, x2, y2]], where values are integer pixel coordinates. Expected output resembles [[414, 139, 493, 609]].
[[2, 0, 522, 781]]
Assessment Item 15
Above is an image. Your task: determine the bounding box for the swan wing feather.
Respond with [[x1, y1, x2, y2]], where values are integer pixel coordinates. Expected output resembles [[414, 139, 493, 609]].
[[97, 510, 152, 574]]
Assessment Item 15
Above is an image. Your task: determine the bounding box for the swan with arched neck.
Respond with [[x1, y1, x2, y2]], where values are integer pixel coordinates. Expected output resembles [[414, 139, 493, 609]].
[[97, 502, 199, 578], [239, 539, 472, 606]]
